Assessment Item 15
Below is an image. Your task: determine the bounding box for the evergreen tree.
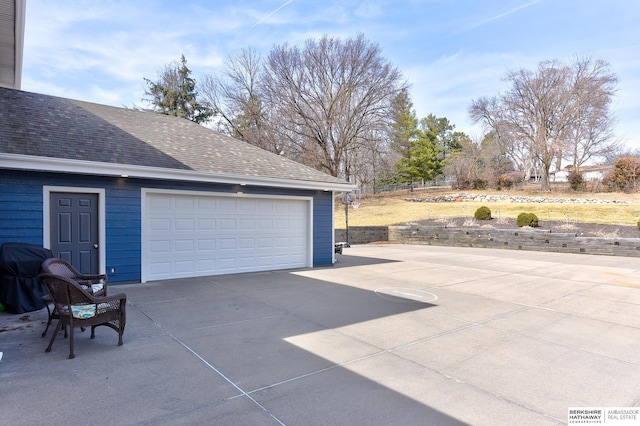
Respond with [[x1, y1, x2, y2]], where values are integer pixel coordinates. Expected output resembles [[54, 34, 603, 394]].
[[144, 55, 213, 124], [421, 114, 460, 158], [397, 123, 443, 184], [389, 88, 419, 159]]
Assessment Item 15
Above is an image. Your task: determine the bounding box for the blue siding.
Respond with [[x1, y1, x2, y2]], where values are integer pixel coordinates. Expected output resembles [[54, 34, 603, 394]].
[[0, 169, 335, 283], [312, 190, 334, 266], [0, 172, 45, 242], [105, 181, 141, 281]]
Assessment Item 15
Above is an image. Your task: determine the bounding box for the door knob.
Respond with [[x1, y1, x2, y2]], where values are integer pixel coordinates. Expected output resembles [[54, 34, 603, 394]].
[[93, 244, 99, 249]]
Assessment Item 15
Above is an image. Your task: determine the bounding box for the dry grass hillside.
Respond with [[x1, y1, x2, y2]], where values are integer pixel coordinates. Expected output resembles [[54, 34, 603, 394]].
[[335, 186, 640, 228]]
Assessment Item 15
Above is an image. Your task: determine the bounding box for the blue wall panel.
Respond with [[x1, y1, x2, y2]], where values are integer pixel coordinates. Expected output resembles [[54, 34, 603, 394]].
[[312, 190, 333, 266], [0, 172, 45, 243], [0, 169, 335, 283]]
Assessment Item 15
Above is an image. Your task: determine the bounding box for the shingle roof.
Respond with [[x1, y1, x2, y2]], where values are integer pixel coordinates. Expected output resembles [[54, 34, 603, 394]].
[[0, 88, 351, 189]]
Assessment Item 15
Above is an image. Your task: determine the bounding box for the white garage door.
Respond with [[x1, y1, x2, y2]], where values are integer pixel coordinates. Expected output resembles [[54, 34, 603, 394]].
[[142, 191, 311, 282]]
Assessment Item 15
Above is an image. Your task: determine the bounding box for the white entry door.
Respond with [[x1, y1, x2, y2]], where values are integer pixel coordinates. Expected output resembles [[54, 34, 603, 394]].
[[142, 190, 311, 282]]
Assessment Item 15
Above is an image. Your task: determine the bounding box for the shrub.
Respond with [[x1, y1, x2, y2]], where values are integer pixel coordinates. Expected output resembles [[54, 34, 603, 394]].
[[495, 174, 515, 190], [568, 170, 585, 191], [452, 178, 471, 190], [517, 212, 539, 227], [474, 206, 492, 220], [471, 179, 488, 190], [604, 157, 640, 192]]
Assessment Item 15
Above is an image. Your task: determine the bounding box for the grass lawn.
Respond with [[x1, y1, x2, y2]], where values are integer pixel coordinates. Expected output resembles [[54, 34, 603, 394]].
[[334, 187, 640, 228]]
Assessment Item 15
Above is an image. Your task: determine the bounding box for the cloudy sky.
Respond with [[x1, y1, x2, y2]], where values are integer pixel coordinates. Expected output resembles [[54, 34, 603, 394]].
[[21, 0, 640, 149]]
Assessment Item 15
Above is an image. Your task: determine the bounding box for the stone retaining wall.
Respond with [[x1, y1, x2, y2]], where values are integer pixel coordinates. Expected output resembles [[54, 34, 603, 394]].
[[335, 226, 388, 245], [407, 193, 628, 204], [336, 226, 640, 257]]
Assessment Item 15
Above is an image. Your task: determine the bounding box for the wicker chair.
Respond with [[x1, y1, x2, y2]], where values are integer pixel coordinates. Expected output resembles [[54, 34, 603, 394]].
[[38, 273, 126, 359], [40, 258, 108, 337]]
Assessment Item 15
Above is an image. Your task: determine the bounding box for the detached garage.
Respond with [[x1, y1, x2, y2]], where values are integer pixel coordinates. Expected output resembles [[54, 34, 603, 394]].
[[0, 88, 353, 283]]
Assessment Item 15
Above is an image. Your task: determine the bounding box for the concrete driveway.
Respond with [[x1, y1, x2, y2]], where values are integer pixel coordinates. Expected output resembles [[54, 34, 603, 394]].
[[1, 244, 639, 425]]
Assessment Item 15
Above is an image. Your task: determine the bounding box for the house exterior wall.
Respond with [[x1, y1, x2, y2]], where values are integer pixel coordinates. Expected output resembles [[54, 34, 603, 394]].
[[0, 169, 334, 283], [583, 170, 605, 181], [552, 167, 610, 183]]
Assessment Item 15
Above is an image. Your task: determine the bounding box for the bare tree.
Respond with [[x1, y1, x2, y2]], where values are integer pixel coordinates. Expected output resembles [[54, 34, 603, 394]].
[[603, 147, 640, 166], [504, 60, 574, 189], [477, 131, 515, 185], [352, 128, 398, 191], [445, 136, 481, 189], [199, 48, 285, 153], [470, 57, 618, 190], [261, 33, 407, 179], [445, 132, 513, 189], [469, 96, 535, 181], [565, 57, 619, 168]]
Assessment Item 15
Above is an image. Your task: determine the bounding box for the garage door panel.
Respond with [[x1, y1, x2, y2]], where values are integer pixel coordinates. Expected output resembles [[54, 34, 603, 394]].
[[198, 239, 216, 250], [198, 198, 216, 210], [238, 219, 255, 230], [291, 253, 307, 264], [174, 218, 194, 230], [144, 193, 310, 281], [256, 200, 273, 212], [219, 238, 236, 250], [273, 254, 291, 265], [257, 219, 273, 230], [289, 235, 306, 245], [149, 239, 171, 253], [174, 260, 195, 273], [149, 261, 170, 275], [289, 218, 306, 231], [198, 218, 216, 230], [238, 256, 256, 268], [290, 202, 307, 214], [149, 217, 171, 231], [174, 239, 195, 252], [237, 199, 255, 211], [174, 196, 195, 211], [275, 202, 291, 214], [219, 218, 236, 230], [218, 199, 236, 210], [256, 237, 272, 248], [238, 238, 255, 249], [274, 237, 290, 248], [197, 259, 216, 271], [218, 257, 237, 269], [274, 219, 290, 230], [149, 196, 171, 209]]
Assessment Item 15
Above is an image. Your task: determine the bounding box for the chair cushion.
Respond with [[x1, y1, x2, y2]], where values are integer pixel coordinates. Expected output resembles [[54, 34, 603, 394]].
[[60, 304, 96, 319], [77, 279, 104, 294]]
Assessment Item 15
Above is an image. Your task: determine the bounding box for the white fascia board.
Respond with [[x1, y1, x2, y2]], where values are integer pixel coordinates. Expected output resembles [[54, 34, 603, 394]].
[[14, 0, 26, 90], [0, 153, 355, 192]]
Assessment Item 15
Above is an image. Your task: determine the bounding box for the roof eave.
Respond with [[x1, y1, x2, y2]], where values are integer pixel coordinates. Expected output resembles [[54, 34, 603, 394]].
[[14, 0, 25, 90], [0, 153, 355, 192]]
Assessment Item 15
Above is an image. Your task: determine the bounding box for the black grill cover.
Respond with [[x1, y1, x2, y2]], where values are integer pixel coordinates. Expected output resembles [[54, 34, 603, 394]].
[[0, 243, 53, 314]]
